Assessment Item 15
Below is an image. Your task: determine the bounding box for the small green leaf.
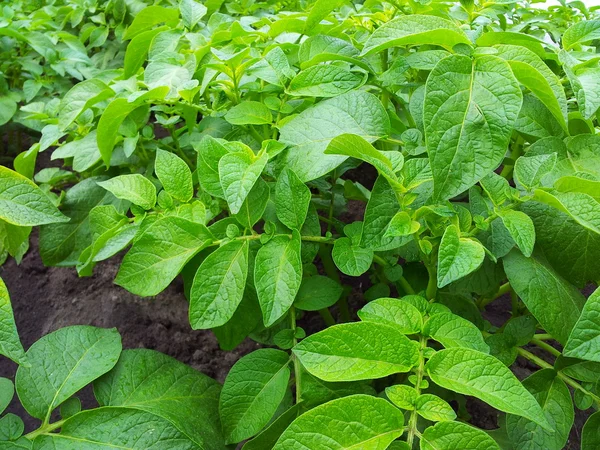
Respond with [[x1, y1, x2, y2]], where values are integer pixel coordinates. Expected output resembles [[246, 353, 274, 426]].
[[426, 348, 550, 429], [180, 0, 207, 29], [288, 65, 363, 97], [582, 411, 600, 450], [225, 101, 272, 125], [294, 275, 343, 311], [293, 322, 419, 382], [220, 349, 290, 444], [97, 174, 157, 210], [189, 240, 249, 329], [195, 136, 229, 198], [421, 421, 500, 450], [219, 151, 268, 214], [514, 153, 557, 191], [58, 79, 113, 131], [437, 225, 485, 288], [255, 232, 302, 326], [16, 326, 121, 421], [116, 217, 212, 296], [155, 149, 194, 202], [385, 384, 417, 410], [332, 237, 373, 276], [424, 312, 489, 353], [0, 378, 14, 415], [0, 278, 27, 365], [273, 395, 404, 450], [0, 166, 68, 226], [276, 167, 311, 230], [0, 413, 23, 441], [415, 393, 457, 422], [385, 211, 420, 238], [358, 297, 423, 334]]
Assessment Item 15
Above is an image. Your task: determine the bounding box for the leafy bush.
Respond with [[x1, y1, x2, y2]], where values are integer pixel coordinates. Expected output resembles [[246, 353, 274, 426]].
[[1, 0, 600, 448]]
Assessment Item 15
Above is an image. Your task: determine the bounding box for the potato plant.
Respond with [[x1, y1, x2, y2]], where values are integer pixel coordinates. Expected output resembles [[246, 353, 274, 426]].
[[1, 0, 600, 448]]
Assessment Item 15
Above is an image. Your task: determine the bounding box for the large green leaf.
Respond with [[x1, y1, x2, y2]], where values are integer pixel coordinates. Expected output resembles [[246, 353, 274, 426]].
[[273, 395, 404, 449], [424, 55, 522, 200], [116, 217, 213, 297], [293, 322, 419, 382], [533, 189, 600, 235], [97, 174, 157, 210], [582, 411, 600, 450], [225, 101, 272, 125], [220, 349, 290, 444], [563, 20, 600, 49], [423, 312, 489, 353], [506, 369, 573, 450], [195, 136, 229, 198], [437, 225, 485, 288], [94, 349, 223, 449], [421, 421, 500, 450], [155, 149, 194, 202], [123, 5, 179, 40], [279, 91, 389, 181], [357, 297, 423, 334], [361, 15, 471, 55], [52, 131, 102, 172], [58, 80, 113, 131], [219, 151, 268, 214], [32, 407, 198, 449], [0, 166, 68, 226], [497, 210, 535, 257], [16, 326, 121, 421], [0, 277, 26, 365], [503, 249, 584, 344], [255, 233, 302, 327], [189, 240, 249, 329], [275, 168, 311, 230], [564, 287, 600, 362]]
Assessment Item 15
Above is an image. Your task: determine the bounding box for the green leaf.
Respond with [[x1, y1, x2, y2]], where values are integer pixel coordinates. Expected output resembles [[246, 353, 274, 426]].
[[564, 287, 600, 362], [235, 177, 269, 229], [421, 421, 501, 450], [332, 237, 373, 276], [385, 384, 417, 410], [94, 349, 223, 449], [561, 50, 600, 120], [563, 20, 600, 49], [424, 312, 489, 353], [273, 395, 404, 449], [279, 91, 389, 181], [358, 297, 423, 334], [298, 35, 361, 69], [155, 149, 194, 202], [32, 407, 199, 449], [123, 26, 169, 78], [293, 322, 419, 382], [506, 369, 573, 450], [415, 393, 457, 422], [97, 174, 157, 210], [304, 0, 345, 32], [0, 166, 68, 226], [294, 275, 343, 311], [582, 411, 600, 450], [58, 80, 113, 131], [195, 136, 229, 198], [515, 94, 565, 140], [116, 217, 212, 296], [503, 249, 584, 344], [288, 65, 363, 97], [325, 134, 399, 185], [497, 210, 535, 257], [123, 5, 179, 40], [425, 55, 522, 200], [514, 153, 557, 191], [255, 232, 303, 327], [494, 45, 567, 131], [52, 131, 102, 172], [219, 151, 268, 214], [0, 278, 27, 366], [242, 403, 303, 450], [0, 98, 17, 127], [275, 167, 311, 230], [0, 413, 23, 441], [437, 225, 485, 288], [220, 349, 290, 444], [180, 0, 207, 29], [0, 377, 13, 415], [534, 189, 600, 235], [189, 240, 249, 329], [361, 15, 471, 55], [425, 348, 550, 429], [225, 101, 272, 125], [16, 326, 121, 421], [385, 211, 420, 238]]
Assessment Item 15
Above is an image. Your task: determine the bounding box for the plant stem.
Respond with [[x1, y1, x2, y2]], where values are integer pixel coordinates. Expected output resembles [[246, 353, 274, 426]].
[[290, 307, 302, 403], [517, 347, 600, 407], [25, 419, 66, 440], [407, 336, 427, 447], [318, 308, 336, 326], [531, 338, 561, 357], [425, 262, 437, 300], [478, 282, 511, 309], [534, 333, 552, 341], [372, 254, 416, 295]]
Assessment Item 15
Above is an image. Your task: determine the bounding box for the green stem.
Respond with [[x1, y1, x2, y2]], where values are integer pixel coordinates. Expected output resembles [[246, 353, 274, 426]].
[[25, 420, 66, 440], [425, 262, 437, 301], [500, 137, 523, 180], [478, 282, 511, 310], [517, 347, 600, 407], [407, 336, 427, 447], [531, 338, 561, 357], [372, 254, 416, 295], [534, 333, 552, 341], [290, 307, 302, 403], [318, 308, 336, 326]]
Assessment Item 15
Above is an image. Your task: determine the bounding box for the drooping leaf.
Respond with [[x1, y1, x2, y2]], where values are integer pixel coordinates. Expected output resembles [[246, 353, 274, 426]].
[[293, 322, 419, 382], [97, 174, 157, 210], [189, 240, 249, 329], [273, 395, 404, 450], [220, 349, 290, 444], [16, 326, 122, 421], [0, 277, 27, 366], [425, 348, 550, 429], [424, 55, 522, 200], [497, 210, 535, 257], [116, 217, 213, 296]]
